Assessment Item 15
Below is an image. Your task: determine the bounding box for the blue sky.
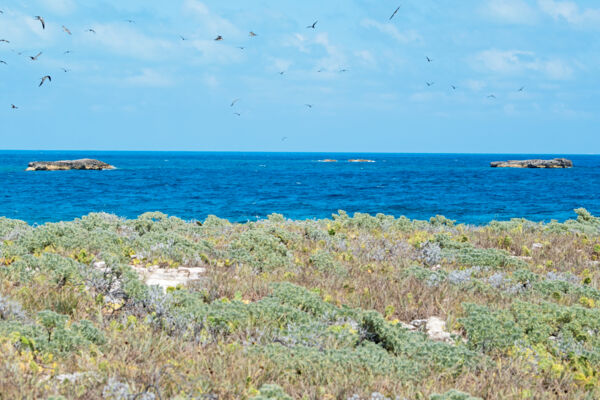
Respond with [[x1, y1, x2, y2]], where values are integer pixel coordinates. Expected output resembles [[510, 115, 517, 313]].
[[0, 0, 598, 153]]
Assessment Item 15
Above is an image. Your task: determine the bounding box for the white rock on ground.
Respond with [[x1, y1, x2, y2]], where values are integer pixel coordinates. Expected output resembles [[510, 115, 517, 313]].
[[425, 316, 453, 343], [131, 265, 205, 292]]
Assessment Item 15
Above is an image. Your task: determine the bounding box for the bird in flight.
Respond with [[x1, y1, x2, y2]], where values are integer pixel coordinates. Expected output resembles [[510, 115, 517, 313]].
[[339, 68, 348, 73], [61, 68, 70, 72], [307, 21, 318, 29], [451, 85, 457, 90], [0, 39, 9, 43], [426, 82, 434, 87], [317, 68, 324, 72], [39, 75, 51, 87], [214, 35, 223, 41], [237, 46, 245, 50], [29, 52, 42, 61], [11, 104, 18, 109], [86, 28, 96, 34], [179, 35, 187, 41], [518, 86, 525, 92], [249, 31, 257, 37], [281, 136, 288, 141], [64, 50, 72, 54], [233, 112, 241, 117], [230, 98, 240, 107], [62, 25, 71, 35], [279, 71, 285, 75], [125, 19, 135, 23], [426, 56, 433, 63], [35, 16, 45, 30], [305, 104, 313, 108], [487, 94, 496, 99], [0, 60, 7, 65], [389, 6, 401, 20]]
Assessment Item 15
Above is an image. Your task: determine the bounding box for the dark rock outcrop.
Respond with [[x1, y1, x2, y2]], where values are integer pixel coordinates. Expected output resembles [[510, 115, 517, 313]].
[[490, 158, 573, 169], [26, 159, 116, 171]]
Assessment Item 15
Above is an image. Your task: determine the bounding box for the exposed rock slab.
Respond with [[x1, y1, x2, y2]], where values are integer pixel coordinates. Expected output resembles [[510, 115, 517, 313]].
[[131, 265, 206, 292], [490, 158, 573, 169], [26, 159, 116, 171]]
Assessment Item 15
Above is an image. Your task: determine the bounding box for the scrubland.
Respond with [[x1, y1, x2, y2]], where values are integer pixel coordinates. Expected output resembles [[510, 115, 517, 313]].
[[1, 209, 600, 399]]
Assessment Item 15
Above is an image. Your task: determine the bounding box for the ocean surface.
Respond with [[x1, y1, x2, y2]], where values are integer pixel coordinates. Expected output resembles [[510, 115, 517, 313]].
[[0, 151, 598, 225]]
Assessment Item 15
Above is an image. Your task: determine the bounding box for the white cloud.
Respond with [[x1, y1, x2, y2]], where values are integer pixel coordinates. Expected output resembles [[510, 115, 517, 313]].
[[38, 0, 76, 15], [484, 0, 538, 24], [79, 23, 176, 60], [538, 0, 600, 26], [183, 0, 241, 38], [354, 50, 376, 67], [124, 69, 174, 87], [361, 19, 422, 43], [474, 49, 573, 79]]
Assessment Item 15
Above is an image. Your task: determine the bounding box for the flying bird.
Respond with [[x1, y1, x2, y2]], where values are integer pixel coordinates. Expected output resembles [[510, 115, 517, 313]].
[[451, 85, 457, 90], [307, 21, 318, 29], [249, 31, 257, 37], [62, 25, 71, 35], [518, 86, 525, 92], [317, 68, 324, 72], [233, 112, 241, 117], [61, 68, 70, 72], [0, 60, 6, 64], [389, 6, 401, 20], [339, 68, 348, 73], [230, 98, 240, 107], [39, 75, 51, 87], [29, 52, 42, 61], [64, 50, 72, 54], [0, 39, 9, 43], [86, 28, 96, 34], [237, 46, 245, 50], [35, 16, 45, 30], [281, 136, 288, 141], [305, 104, 313, 108], [487, 94, 496, 99], [426, 82, 434, 87], [426, 56, 433, 63], [214, 35, 223, 41], [125, 19, 135, 23], [11, 104, 18, 109], [179, 35, 187, 41]]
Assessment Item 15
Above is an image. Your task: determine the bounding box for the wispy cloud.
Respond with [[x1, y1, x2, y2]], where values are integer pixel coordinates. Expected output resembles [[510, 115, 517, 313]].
[[474, 49, 573, 79], [361, 19, 422, 44], [124, 68, 174, 87], [37, 0, 76, 16], [183, 0, 241, 38], [538, 0, 600, 26], [484, 0, 538, 24], [79, 23, 177, 60]]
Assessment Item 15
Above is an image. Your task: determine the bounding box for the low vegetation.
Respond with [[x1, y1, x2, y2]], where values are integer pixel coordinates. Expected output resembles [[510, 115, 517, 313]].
[[1, 209, 600, 399]]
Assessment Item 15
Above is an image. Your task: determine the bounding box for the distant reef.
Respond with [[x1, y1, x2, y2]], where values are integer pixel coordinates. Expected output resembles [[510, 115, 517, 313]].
[[490, 158, 573, 169], [26, 159, 116, 171]]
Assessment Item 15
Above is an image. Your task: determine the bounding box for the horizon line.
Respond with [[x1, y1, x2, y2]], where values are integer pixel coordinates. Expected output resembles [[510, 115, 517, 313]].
[[0, 150, 598, 156]]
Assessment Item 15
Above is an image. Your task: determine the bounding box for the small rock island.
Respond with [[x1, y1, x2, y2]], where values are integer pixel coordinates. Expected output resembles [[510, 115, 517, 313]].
[[490, 158, 573, 169], [26, 159, 116, 171]]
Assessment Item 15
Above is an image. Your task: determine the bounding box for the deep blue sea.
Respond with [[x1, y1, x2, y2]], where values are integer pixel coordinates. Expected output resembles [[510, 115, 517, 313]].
[[0, 151, 598, 225]]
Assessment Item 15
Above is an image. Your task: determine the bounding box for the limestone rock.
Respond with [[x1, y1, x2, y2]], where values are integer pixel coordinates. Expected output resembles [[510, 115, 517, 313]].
[[490, 158, 573, 169], [26, 159, 116, 171]]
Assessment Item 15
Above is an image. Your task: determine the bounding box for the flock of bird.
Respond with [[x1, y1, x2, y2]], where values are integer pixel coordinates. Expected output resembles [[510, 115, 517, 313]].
[[1, 5, 526, 115]]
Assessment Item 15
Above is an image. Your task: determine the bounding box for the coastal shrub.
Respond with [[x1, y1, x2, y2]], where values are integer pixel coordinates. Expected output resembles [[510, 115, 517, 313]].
[[435, 234, 525, 269], [429, 390, 481, 400], [250, 384, 293, 400], [229, 228, 292, 272]]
